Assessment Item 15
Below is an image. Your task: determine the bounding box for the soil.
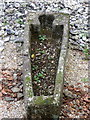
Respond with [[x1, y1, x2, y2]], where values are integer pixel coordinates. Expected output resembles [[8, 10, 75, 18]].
[[1, 68, 23, 101], [60, 48, 89, 119], [0, 41, 89, 118], [31, 28, 62, 96]]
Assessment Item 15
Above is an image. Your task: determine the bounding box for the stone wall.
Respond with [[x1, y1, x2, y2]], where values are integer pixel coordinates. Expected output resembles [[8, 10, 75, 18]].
[[0, 0, 89, 51], [0, 1, 88, 65], [0, 0, 89, 72]]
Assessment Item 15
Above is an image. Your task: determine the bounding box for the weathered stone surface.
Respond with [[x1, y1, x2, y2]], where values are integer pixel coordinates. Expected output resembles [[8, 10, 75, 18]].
[[0, 0, 88, 118], [23, 12, 69, 119], [4, 97, 14, 101], [11, 87, 20, 93], [17, 93, 24, 99]]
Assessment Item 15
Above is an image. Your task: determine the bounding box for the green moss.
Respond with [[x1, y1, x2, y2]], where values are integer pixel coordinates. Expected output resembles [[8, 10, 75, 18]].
[[34, 96, 53, 105], [25, 76, 34, 97], [25, 76, 32, 87], [62, 13, 69, 16], [28, 19, 33, 23], [81, 78, 89, 82], [83, 47, 90, 59], [54, 71, 63, 95], [56, 71, 63, 84], [25, 76, 31, 82], [28, 89, 33, 97]]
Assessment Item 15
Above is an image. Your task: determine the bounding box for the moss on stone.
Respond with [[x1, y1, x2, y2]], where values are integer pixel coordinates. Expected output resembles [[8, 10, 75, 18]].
[[25, 76, 31, 83], [56, 71, 63, 84], [34, 96, 53, 105], [28, 19, 33, 23], [54, 71, 63, 96], [25, 76, 34, 97], [28, 89, 33, 97]]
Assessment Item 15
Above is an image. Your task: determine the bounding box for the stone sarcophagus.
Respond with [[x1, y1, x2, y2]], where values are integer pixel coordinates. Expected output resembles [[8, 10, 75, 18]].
[[23, 12, 69, 119]]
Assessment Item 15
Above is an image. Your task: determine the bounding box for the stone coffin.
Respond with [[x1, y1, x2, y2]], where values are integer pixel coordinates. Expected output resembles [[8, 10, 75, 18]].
[[23, 12, 69, 119]]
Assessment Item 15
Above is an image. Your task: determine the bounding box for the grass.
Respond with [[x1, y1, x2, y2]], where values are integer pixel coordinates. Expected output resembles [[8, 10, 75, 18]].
[[81, 78, 89, 82], [39, 50, 46, 54], [32, 65, 38, 70], [34, 75, 40, 82], [16, 19, 24, 25], [34, 72, 45, 82], [39, 35, 47, 41], [82, 47, 90, 60]]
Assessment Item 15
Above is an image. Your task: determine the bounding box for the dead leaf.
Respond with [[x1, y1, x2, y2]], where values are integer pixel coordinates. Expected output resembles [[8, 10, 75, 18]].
[[0, 92, 2, 97], [68, 87, 74, 91], [2, 89, 7, 94], [5, 89, 12, 93], [76, 99, 80, 105], [83, 96, 90, 103], [7, 76, 13, 81], [74, 87, 81, 92], [10, 93, 17, 98], [0, 84, 2, 90], [8, 83, 13, 86], [2, 71, 11, 76]]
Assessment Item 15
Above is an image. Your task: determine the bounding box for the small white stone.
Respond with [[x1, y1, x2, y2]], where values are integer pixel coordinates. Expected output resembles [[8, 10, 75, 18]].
[[82, 36, 86, 41], [0, 30, 4, 36], [60, 9, 71, 14], [25, 10, 28, 14], [4, 36, 10, 42], [0, 56, 4, 59], [0, 40, 4, 46], [11, 87, 20, 93], [31, 3, 36, 8], [13, 73, 17, 80], [78, 7, 84, 13], [0, 46, 4, 52], [28, 97, 33, 102], [44, 46, 46, 49], [17, 93, 23, 99], [15, 3, 20, 8], [71, 18, 76, 21]]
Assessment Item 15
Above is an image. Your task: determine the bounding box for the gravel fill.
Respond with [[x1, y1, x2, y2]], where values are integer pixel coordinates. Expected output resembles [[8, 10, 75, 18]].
[[0, 100, 25, 119]]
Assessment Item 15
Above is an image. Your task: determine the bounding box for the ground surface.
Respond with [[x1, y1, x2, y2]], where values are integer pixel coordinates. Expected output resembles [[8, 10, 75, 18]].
[[60, 48, 89, 119], [0, 43, 89, 119], [0, 0, 89, 119], [31, 30, 62, 96]]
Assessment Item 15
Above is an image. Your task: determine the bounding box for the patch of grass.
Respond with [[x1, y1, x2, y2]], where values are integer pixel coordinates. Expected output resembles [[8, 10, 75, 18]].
[[39, 50, 46, 54], [36, 48, 40, 51], [28, 19, 33, 22], [3, 21, 8, 25], [16, 19, 24, 25], [32, 65, 38, 70], [39, 35, 47, 41], [36, 48, 46, 54], [83, 47, 90, 60], [25, 76, 31, 83], [81, 78, 89, 82], [34, 75, 40, 82], [38, 73, 45, 78], [34, 72, 45, 82], [48, 56, 53, 60]]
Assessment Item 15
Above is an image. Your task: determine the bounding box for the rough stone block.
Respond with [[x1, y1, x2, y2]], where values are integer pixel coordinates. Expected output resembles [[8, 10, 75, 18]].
[[23, 12, 69, 119]]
